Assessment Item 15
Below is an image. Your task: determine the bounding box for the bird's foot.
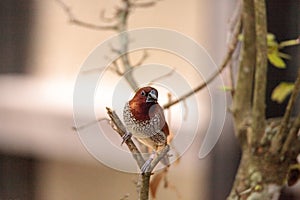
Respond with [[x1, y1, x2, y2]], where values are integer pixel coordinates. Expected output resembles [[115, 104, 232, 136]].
[[141, 151, 156, 173], [121, 131, 132, 145], [141, 157, 153, 174]]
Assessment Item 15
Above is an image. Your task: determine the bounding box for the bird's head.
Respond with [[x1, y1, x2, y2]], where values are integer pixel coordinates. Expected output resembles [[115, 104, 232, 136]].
[[128, 87, 159, 121], [131, 86, 158, 104]]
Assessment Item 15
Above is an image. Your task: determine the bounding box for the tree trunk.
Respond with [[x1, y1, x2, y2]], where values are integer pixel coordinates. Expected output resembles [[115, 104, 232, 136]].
[[226, 116, 300, 200], [227, 147, 287, 200]]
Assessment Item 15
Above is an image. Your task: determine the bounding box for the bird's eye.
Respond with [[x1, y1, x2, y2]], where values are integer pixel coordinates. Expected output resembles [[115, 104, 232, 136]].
[[141, 90, 146, 96]]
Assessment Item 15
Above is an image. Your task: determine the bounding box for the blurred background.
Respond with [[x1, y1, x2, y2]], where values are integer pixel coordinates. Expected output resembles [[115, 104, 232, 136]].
[[0, 0, 299, 199]]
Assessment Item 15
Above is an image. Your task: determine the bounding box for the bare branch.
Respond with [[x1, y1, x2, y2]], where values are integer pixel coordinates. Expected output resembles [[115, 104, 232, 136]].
[[233, 0, 256, 126], [55, 0, 117, 30], [228, 61, 236, 97], [149, 68, 175, 84], [139, 173, 151, 200], [281, 114, 300, 156], [132, 50, 149, 67], [70, 18, 117, 30], [163, 14, 241, 109], [111, 60, 124, 75], [251, 0, 268, 145], [182, 99, 188, 120], [106, 107, 145, 168], [72, 118, 109, 131], [80, 66, 106, 74], [228, 0, 241, 36], [279, 69, 300, 155], [131, 0, 161, 8], [100, 9, 117, 23], [149, 145, 170, 172], [106, 107, 170, 200]]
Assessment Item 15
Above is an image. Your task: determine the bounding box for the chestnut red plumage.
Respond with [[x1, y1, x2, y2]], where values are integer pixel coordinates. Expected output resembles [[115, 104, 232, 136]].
[[123, 86, 169, 151]]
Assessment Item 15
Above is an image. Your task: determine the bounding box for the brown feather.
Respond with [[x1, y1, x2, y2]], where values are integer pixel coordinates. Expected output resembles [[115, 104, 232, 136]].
[[124, 86, 169, 150]]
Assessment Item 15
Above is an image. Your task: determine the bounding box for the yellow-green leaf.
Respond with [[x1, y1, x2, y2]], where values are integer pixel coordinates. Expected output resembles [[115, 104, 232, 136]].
[[279, 38, 300, 48], [268, 53, 286, 68], [271, 82, 295, 103], [278, 52, 291, 59], [220, 86, 233, 92], [267, 33, 276, 43], [238, 34, 243, 41]]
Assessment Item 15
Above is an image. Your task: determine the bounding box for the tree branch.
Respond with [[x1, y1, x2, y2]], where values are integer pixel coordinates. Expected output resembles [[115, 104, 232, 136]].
[[251, 0, 267, 146], [139, 145, 169, 199], [232, 0, 256, 141], [106, 107, 170, 200], [279, 69, 300, 155], [56, 0, 141, 90], [131, 0, 161, 8], [106, 107, 145, 168], [72, 118, 109, 131], [163, 14, 241, 109], [282, 114, 300, 156], [149, 68, 175, 84], [55, 0, 117, 30]]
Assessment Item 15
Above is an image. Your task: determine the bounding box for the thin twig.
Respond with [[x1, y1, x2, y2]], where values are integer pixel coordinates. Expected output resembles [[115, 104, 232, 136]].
[[116, 0, 140, 90], [282, 114, 300, 156], [72, 118, 109, 131], [100, 9, 116, 23], [81, 66, 106, 74], [139, 145, 170, 199], [227, 1, 241, 98], [279, 69, 300, 155], [131, 0, 161, 8], [167, 93, 172, 125], [163, 14, 242, 109], [228, 60, 236, 97], [228, 0, 241, 39], [132, 50, 149, 67], [149, 145, 170, 172], [111, 60, 124, 75], [55, 0, 117, 30], [149, 68, 175, 84]]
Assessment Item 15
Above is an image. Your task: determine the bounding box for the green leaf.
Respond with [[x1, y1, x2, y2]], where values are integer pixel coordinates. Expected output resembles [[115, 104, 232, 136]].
[[271, 82, 295, 103], [279, 38, 300, 49], [267, 33, 278, 47], [268, 53, 286, 68], [219, 86, 232, 92], [267, 33, 276, 43], [278, 52, 291, 59], [238, 34, 243, 41]]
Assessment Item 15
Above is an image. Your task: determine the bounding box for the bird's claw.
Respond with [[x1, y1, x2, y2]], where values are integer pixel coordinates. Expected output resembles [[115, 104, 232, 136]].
[[141, 157, 153, 174], [121, 131, 132, 145]]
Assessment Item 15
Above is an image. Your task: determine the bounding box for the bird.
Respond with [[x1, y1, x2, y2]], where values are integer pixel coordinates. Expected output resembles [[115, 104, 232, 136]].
[[123, 86, 170, 172]]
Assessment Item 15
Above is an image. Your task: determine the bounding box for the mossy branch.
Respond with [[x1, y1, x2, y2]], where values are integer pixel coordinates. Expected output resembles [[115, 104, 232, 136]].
[[232, 0, 256, 141], [251, 0, 267, 146], [279, 69, 300, 155]]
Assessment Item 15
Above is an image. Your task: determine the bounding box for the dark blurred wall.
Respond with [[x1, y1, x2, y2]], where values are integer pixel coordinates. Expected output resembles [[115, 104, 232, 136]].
[[0, 0, 33, 73], [266, 0, 300, 118], [0, 0, 36, 199], [0, 154, 36, 200]]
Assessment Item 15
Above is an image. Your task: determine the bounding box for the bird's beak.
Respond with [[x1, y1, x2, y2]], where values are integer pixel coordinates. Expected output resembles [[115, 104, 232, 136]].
[[146, 89, 158, 103]]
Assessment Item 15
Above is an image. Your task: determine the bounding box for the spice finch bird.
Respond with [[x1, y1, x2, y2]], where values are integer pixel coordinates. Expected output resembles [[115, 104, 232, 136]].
[[123, 86, 170, 172]]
